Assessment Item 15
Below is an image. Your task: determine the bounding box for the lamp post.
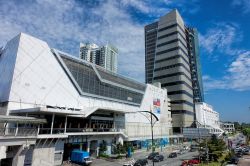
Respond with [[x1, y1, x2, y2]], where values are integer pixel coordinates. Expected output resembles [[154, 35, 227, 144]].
[[138, 110, 159, 166]]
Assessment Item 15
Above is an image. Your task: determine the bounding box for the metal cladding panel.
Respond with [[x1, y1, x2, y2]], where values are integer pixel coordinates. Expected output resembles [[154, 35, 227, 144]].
[[96, 66, 146, 92], [8, 33, 81, 108], [0, 34, 20, 102], [59, 54, 144, 104]]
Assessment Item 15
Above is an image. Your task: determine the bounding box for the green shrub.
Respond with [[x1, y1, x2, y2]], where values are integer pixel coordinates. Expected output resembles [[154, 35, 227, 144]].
[[99, 153, 109, 158]]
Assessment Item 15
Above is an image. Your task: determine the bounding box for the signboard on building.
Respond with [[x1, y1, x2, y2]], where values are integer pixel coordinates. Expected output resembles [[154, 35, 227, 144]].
[[183, 128, 211, 138], [153, 98, 160, 114]]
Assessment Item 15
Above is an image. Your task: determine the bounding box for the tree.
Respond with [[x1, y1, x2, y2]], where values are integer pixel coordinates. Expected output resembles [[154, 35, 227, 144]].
[[206, 134, 226, 162], [99, 140, 107, 155], [233, 122, 241, 130], [114, 143, 126, 154], [242, 127, 250, 143]]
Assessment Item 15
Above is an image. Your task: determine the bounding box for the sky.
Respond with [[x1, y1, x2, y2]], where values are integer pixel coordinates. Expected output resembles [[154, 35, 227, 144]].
[[0, 0, 250, 123]]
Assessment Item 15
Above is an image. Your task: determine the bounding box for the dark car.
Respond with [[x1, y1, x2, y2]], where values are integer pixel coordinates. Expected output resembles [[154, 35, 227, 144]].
[[169, 152, 177, 158], [236, 152, 243, 158], [134, 159, 148, 166], [147, 152, 159, 160], [228, 157, 239, 164], [153, 155, 164, 162], [243, 148, 250, 155]]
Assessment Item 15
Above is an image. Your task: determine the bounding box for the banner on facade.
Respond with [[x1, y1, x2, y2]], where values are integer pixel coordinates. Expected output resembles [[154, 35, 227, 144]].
[[153, 98, 161, 114]]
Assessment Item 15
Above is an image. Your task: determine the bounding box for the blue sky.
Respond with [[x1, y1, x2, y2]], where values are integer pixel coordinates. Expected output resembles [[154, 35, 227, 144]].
[[0, 0, 250, 123]]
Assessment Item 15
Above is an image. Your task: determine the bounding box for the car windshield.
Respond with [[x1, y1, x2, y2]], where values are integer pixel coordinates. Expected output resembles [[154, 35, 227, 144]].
[[84, 158, 90, 161]]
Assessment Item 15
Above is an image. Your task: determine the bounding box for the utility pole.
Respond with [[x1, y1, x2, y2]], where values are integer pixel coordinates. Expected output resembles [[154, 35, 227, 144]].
[[138, 110, 159, 166], [151, 110, 154, 152]]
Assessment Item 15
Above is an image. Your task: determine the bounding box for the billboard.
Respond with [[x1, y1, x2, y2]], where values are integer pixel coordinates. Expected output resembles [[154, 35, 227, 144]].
[[153, 98, 160, 114], [183, 128, 211, 138]]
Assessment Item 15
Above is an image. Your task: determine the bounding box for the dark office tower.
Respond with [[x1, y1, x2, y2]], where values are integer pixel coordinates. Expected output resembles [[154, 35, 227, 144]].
[[145, 9, 203, 133], [186, 27, 204, 103], [145, 22, 158, 84]]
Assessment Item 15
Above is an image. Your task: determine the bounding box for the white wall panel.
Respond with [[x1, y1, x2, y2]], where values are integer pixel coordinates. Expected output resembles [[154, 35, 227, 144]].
[[0, 35, 20, 102]]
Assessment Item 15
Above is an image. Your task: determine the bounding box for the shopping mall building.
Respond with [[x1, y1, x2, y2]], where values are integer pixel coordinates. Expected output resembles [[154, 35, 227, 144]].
[[0, 33, 173, 165]]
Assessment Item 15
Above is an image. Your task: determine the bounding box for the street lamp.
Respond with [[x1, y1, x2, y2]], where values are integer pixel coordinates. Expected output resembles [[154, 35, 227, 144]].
[[138, 110, 159, 166]]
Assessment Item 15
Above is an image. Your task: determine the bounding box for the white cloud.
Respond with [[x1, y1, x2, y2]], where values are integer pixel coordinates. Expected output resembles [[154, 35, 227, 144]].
[[165, 0, 200, 14], [0, 0, 150, 82], [0, 0, 86, 51], [203, 51, 250, 91], [199, 23, 242, 56], [228, 51, 250, 90], [232, 0, 250, 14], [86, 0, 146, 81], [120, 0, 150, 13]]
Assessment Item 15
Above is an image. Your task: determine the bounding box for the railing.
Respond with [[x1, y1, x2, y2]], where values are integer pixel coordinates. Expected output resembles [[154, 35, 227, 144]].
[[0, 127, 125, 136], [38, 128, 124, 135], [0, 127, 37, 137], [39, 128, 65, 135]]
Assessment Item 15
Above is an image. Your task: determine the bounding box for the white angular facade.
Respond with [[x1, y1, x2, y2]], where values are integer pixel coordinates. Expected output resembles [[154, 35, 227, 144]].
[[0, 33, 172, 165], [195, 102, 223, 136]]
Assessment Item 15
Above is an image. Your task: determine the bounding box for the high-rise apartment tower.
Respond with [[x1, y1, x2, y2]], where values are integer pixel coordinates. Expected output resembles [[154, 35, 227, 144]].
[[145, 9, 204, 132], [80, 43, 118, 73]]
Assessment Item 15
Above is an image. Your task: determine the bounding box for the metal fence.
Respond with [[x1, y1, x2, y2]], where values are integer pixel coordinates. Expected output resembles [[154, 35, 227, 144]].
[[0, 127, 37, 137]]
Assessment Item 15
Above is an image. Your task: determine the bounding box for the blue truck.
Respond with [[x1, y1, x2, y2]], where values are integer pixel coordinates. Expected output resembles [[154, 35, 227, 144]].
[[71, 150, 92, 165]]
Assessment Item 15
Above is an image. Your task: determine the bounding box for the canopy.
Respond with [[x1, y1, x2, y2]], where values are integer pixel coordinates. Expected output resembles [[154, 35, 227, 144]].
[[0, 115, 47, 124]]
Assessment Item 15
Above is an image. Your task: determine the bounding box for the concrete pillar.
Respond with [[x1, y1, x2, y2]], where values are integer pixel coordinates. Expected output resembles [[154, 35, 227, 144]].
[[0, 146, 7, 161], [96, 146, 100, 157], [50, 113, 55, 134], [12, 145, 25, 166], [87, 141, 90, 153], [80, 143, 83, 150], [15, 123, 19, 136], [32, 145, 55, 166], [37, 124, 40, 135], [64, 116, 67, 133]]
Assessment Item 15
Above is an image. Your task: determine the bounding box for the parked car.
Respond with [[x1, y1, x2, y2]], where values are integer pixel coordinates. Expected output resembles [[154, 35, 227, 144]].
[[153, 155, 164, 162], [182, 145, 190, 150], [133, 159, 148, 166], [181, 160, 189, 166], [147, 152, 159, 160], [228, 157, 239, 165], [235, 152, 243, 158], [123, 158, 135, 166], [188, 159, 200, 164], [243, 149, 250, 155], [178, 149, 185, 155], [181, 159, 200, 166], [169, 152, 177, 158]]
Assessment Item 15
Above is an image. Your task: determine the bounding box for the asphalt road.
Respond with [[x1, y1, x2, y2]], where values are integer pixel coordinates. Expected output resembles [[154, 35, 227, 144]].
[[91, 150, 198, 166], [238, 155, 250, 166], [137, 151, 198, 166]]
